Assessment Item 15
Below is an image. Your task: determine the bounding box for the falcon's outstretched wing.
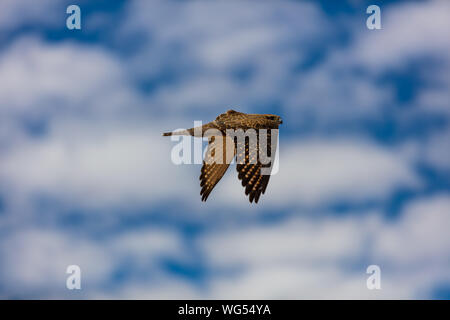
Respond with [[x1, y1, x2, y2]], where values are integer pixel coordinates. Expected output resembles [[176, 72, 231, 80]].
[[200, 135, 236, 201], [236, 129, 276, 203]]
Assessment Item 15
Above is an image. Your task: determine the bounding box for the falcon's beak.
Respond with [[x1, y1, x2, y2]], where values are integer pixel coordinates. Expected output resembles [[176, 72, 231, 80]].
[[279, 118, 283, 124]]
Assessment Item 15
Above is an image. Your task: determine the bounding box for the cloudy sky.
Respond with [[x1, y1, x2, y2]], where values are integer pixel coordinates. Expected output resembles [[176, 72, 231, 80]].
[[0, 0, 449, 299]]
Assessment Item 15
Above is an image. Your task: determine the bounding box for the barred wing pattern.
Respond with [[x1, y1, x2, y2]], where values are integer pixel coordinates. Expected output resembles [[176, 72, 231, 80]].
[[235, 130, 275, 203], [200, 135, 235, 201]]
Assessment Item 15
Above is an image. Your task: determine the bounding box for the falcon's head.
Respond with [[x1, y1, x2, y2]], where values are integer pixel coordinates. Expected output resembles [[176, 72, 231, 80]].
[[264, 114, 283, 126]]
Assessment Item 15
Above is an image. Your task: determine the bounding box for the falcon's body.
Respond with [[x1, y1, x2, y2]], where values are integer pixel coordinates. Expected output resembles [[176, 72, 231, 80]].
[[163, 109, 282, 203]]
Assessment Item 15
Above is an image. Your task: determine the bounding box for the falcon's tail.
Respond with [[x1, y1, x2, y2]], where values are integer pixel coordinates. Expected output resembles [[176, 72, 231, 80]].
[[162, 123, 220, 137], [162, 128, 194, 136]]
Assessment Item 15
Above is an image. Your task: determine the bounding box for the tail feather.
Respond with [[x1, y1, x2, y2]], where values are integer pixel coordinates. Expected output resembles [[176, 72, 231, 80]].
[[162, 128, 194, 137], [162, 123, 218, 137]]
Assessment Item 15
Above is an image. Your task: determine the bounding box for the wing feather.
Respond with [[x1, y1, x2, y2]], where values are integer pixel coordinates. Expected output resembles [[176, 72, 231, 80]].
[[200, 135, 235, 201], [236, 130, 275, 203]]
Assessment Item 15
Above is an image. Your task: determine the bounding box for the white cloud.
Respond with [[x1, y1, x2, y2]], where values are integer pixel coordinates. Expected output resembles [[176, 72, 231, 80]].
[[0, 36, 200, 210], [0, 226, 186, 297], [0, 0, 61, 33], [206, 265, 407, 299], [94, 280, 201, 300], [196, 194, 450, 299], [0, 228, 114, 293], [374, 194, 450, 267], [0, 37, 139, 121], [283, 63, 393, 126], [199, 214, 379, 269], [422, 128, 450, 171], [119, 0, 331, 116], [416, 65, 450, 114], [197, 213, 391, 299], [282, 0, 450, 124], [0, 120, 195, 209], [271, 139, 420, 206], [353, 0, 450, 70], [6, 194, 448, 299], [112, 228, 188, 264]]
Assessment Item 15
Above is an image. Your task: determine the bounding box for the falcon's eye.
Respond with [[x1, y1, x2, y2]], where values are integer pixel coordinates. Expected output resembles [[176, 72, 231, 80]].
[[267, 116, 276, 120]]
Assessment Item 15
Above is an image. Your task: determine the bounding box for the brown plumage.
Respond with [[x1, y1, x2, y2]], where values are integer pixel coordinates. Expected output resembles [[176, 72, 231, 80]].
[[162, 109, 282, 203]]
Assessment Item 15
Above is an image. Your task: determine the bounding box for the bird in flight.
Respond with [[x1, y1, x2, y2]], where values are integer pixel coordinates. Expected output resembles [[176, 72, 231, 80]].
[[163, 109, 282, 203]]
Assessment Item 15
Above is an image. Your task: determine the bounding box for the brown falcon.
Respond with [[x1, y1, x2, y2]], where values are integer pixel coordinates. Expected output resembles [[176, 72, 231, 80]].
[[162, 109, 282, 203]]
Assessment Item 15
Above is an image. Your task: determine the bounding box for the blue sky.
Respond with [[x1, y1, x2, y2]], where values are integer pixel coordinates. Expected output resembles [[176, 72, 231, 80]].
[[0, 0, 449, 299]]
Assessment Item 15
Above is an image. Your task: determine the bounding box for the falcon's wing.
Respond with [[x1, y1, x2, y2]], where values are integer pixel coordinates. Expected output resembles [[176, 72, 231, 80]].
[[200, 135, 236, 201], [236, 129, 276, 203]]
